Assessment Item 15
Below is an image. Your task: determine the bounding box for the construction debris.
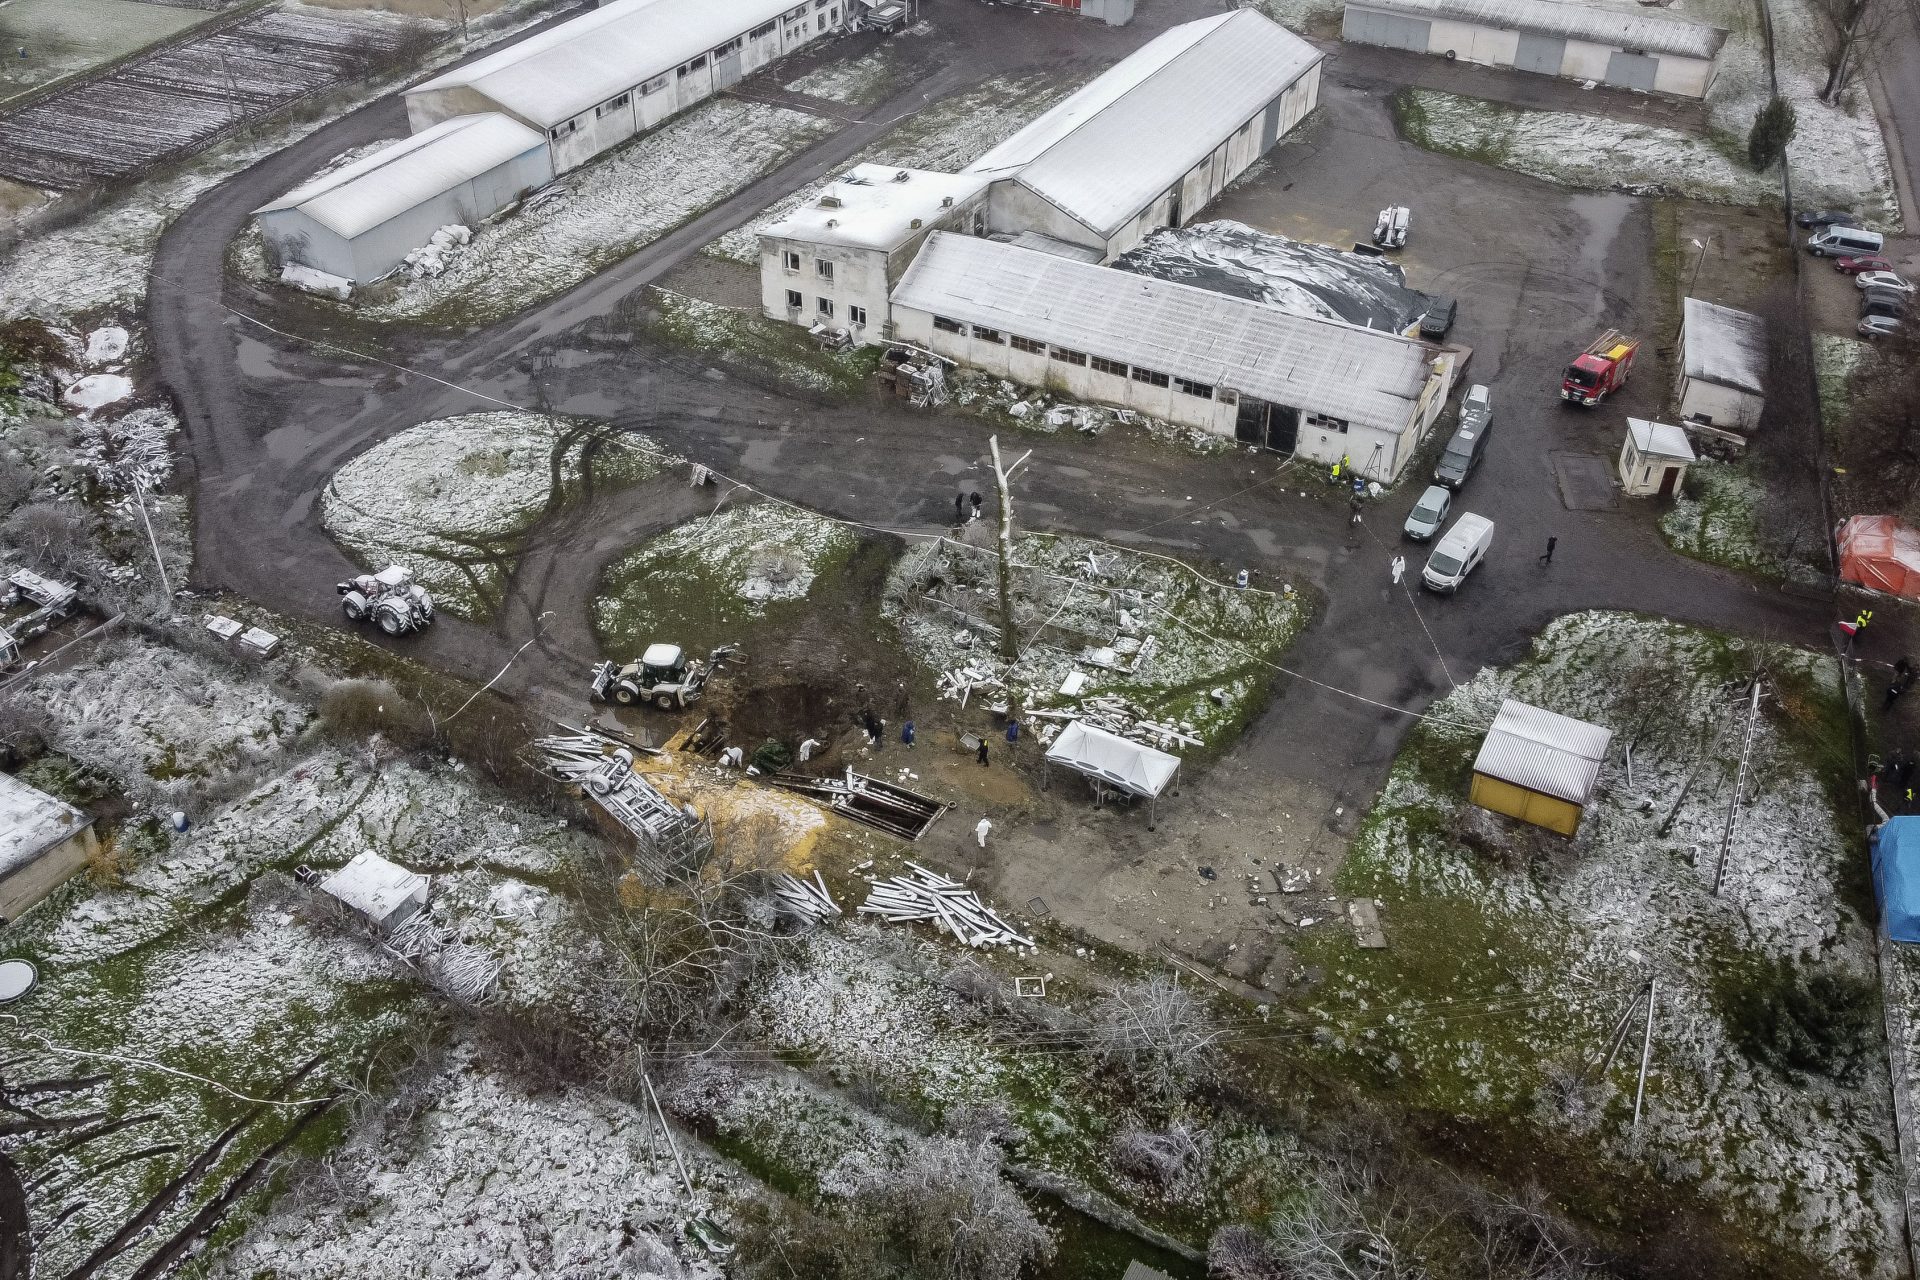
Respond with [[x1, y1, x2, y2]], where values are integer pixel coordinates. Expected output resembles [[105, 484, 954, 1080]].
[[767, 767, 947, 841], [773, 871, 842, 924], [1, 569, 80, 669], [535, 733, 711, 881], [858, 862, 1035, 949]]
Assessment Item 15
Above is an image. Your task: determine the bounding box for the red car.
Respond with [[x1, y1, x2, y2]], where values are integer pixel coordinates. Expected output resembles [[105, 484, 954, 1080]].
[[1836, 254, 1894, 274]]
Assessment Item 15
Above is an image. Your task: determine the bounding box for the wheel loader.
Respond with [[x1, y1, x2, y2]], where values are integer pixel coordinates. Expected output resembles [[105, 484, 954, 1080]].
[[590, 643, 740, 710]]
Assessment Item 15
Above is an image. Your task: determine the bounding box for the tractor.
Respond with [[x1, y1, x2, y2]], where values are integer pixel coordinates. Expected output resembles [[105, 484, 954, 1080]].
[[591, 643, 739, 710], [338, 565, 435, 635]]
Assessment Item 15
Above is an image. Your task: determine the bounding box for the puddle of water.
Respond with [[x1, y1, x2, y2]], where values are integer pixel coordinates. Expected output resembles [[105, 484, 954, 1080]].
[[1568, 192, 1635, 310], [741, 438, 784, 471]]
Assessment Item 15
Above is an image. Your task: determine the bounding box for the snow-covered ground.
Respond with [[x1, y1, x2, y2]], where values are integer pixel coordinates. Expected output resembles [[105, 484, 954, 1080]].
[[706, 68, 1095, 265], [1659, 459, 1792, 576], [783, 42, 915, 107], [322, 410, 666, 619], [1317, 612, 1897, 1274], [594, 502, 856, 649], [353, 98, 836, 326]]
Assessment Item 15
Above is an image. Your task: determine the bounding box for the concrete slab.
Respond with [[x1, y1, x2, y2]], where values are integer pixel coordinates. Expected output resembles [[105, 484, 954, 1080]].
[[1553, 451, 1620, 511]]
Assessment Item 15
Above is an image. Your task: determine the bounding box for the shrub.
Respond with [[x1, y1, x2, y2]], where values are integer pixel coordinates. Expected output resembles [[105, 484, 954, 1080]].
[[1090, 973, 1223, 1101], [1747, 97, 1798, 170], [750, 737, 793, 773], [1719, 956, 1877, 1084]]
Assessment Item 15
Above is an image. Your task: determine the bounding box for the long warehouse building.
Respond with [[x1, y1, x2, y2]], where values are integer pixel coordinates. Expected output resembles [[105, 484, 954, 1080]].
[[891, 233, 1459, 481]]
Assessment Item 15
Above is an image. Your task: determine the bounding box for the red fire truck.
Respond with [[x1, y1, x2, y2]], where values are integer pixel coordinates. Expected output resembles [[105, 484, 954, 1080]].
[[1560, 330, 1640, 406]]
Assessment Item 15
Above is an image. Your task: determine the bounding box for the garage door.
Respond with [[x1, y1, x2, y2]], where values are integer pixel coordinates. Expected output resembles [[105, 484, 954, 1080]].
[[1604, 50, 1659, 91], [1342, 7, 1430, 52], [1513, 32, 1566, 75]]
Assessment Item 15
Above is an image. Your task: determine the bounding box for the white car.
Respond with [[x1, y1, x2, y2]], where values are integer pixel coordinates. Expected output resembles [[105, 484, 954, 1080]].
[[1856, 270, 1914, 294], [1860, 315, 1904, 339]]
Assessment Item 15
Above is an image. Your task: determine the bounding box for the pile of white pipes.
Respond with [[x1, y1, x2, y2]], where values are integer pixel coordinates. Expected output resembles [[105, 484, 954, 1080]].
[[858, 862, 1035, 949], [774, 872, 842, 924]]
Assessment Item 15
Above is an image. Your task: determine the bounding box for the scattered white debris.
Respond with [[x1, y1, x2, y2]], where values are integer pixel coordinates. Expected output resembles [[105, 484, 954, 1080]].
[[279, 262, 353, 298], [859, 862, 1034, 949], [774, 871, 842, 923]]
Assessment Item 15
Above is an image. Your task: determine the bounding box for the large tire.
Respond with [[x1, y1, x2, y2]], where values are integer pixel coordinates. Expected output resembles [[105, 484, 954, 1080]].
[[1811, 246, 1827, 257], [613, 684, 637, 706], [376, 607, 406, 636], [655, 691, 677, 711], [342, 598, 365, 621]]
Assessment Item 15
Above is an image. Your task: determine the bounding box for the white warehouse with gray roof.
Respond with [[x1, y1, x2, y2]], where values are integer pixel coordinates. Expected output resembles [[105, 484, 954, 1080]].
[[1341, 0, 1726, 98], [891, 233, 1460, 481], [1676, 296, 1766, 430], [761, 8, 1324, 341]]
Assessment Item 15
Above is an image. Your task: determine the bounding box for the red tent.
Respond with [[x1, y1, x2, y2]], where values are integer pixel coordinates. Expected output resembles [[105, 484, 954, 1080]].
[[1838, 516, 1920, 599]]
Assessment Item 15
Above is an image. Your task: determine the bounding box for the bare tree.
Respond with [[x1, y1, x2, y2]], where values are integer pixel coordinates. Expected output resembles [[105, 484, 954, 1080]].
[[1110, 1121, 1211, 1197], [2, 502, 93, 574], [1817, 0, 1896, 102], [1089, 973, 1224, 1101]]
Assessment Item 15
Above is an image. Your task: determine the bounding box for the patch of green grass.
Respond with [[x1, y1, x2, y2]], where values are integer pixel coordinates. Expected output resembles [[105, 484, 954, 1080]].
[[1660, 459, 1793, 578], [644, 289, 882, 399]]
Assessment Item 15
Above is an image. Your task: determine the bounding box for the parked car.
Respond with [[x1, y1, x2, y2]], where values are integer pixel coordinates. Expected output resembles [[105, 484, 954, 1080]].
[[1856, 270, 1915, 294], [1863, 287, 1909, 319], [1419, 295, 1458, 341], [1422, 513, 1494, 594], [1836, 254, 1895, 274], [1796, 209, 1863, 229], [1403, 484, 1452, 541], [1861, 315, 1904, 339], [1808, 226, 1885, 257]]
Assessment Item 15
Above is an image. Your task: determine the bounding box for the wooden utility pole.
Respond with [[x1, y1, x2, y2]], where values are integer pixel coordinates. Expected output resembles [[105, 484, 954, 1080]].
[[987, 435, 1025, 663]]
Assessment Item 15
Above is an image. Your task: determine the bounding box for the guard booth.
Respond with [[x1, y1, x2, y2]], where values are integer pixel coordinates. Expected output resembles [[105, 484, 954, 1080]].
[[1469, 699, 1612, 837], [1618, 418, 1696, 498]]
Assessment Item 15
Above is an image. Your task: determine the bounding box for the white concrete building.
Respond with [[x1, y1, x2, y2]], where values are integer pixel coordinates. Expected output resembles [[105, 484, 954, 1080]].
[[759, 164, 990, 340], [1341, 0, 1725, 98], [1, 769, 97, 924], [1676, 296, 1766, 429], [407, 0, 838, 175], [892, 233, 1458, 481], [319, 852, 430, 931], [965, 9, 1323, 261], [1618, 418, 1696, 498], [253, 114, 551, 284]]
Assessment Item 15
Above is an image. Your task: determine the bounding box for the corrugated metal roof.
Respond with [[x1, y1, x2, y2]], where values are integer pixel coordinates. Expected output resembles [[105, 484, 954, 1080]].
[[1681, 296, 1766, 394], [408, 0, 792, 128], [0, 769, 90, 880], [966, 10, 1323, 237], [1348, 0, 1726, 59], [254, 113, 547, 239], [1473, 699, 1613, 805], [892, 233, 1437, 434], [1627, 417, 1696, 461]]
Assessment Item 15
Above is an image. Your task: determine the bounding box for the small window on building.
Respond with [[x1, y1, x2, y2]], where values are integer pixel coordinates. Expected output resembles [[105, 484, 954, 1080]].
[[713, 37, 742, 56], [1130, 366, 1170, 388], [786, 3, 807, 16], [849, 305, 868, 327], [829, 6, 839, 19], [933, 315, 964, 333], [786, 289, 803, 309], [815, 259, 834, 280], [817, 15, 827, 29], [596, 93, 630, 117], [639, 74, 669, 96], [680, 55, 707, 76], [1051, 347, 1087, 366], [1010, 335, 1044, 354], [550, 119, 578, 140], [783, 250, 801, 271], [1090, 355, 1127, 376], [972, 325, 1005, 344], [753, 20, 777, 36], [1217, 389, 1238, 406], [815, 0, 831, 8], [1173, 377, 1214, 399], [817, 297, 834, 317], [1305, 412, 1349, 434]]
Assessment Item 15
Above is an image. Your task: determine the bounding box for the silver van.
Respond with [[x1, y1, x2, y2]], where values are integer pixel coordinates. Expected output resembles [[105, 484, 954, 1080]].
[[1422, 512, 1494, 593], [1808, 226, 1885, 257]]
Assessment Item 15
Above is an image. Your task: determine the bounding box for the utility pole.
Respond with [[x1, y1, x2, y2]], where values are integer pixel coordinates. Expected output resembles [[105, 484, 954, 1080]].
[[452, 0, 469, 44], [988, 435, 1030, 743], [1712, 677, 1764, 896], [129, 478, 172, 602], [1631, 978, 1659, 1135]]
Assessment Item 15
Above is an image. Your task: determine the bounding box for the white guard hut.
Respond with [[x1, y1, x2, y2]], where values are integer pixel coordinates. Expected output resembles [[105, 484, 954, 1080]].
[[406, 0, 836, 176], [1044, 720, 1181, 829], [891, 233, 1458, 481], [253, 114, 551, 284], [1677, 296, 1766, 430], [1469, 699, 1612, 837], [319, 852, 431, 931], [1341, 0, 1726, 98], [1618, 418, 1696, 498], [0, 770, 98, 923]]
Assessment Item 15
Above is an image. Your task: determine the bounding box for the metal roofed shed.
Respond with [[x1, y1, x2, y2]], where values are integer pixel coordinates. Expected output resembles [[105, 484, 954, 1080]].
[[1617, 417, 1696, 498], [253, 114, 550, 284], [965, 9, 1324, 258], [891, 232, 1458, 481], [1677, 296, 1766, 430], [1469, 699, 1613, 836], [1, 771, 99, 923], [1342, 0, 1726, 98], [1044, 720, 1181, 828], [317, 852, 430, 931]]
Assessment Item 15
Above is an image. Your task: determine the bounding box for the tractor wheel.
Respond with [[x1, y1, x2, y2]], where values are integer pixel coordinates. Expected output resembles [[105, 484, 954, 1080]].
[[613, 684, 637, 706], [342, 598, 365, 622], [376, 608, 406, 636], [655, 691, 678, 711]]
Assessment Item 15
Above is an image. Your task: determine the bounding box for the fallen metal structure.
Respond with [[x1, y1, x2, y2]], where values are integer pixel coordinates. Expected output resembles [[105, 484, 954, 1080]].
[[773, 871, 841, 924], [768, 767, 947, 841], [1, 570, 80, 669], [859, 862, 1034, 949], [536, 732, 712, 882]]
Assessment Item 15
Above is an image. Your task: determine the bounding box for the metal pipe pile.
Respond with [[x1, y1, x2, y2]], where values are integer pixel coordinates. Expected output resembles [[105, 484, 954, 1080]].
[[858, 862, 1035, 949], [774, 871, 841, 924]]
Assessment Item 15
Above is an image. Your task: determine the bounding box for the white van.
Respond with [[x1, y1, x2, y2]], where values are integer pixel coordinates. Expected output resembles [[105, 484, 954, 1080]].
[[1808, 226, 1885, 257], [1422, 512, 1494, 594]]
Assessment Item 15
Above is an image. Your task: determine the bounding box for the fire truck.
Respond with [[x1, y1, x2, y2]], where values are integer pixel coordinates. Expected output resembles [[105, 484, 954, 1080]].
[[1560, 330, 1640, 406]]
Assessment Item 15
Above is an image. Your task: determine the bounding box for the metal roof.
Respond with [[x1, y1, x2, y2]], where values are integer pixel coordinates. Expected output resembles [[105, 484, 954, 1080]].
[[318, 852, 429, 925], [0, 770, 91, 881], [893, 234, 1438, 435], [408, 0, 793, 128], [1472, 699, 1613, 805], [761, 165, 990, 251], [1045, 721, 1181, 800], [1348, 0, 1726, 58], [253, 114, 547, 240], [965, 10, 1323, 237], [1681, 296, 1766, 395], [1627, 417, 1696, 462]]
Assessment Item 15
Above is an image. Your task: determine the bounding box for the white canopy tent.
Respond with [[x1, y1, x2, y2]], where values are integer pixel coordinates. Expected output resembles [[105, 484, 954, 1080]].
[[1043, 720, 1181, 828]]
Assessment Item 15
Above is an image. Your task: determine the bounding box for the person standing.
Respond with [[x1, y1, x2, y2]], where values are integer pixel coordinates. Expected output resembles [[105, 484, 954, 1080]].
[[969, 492, 983, 521], [901, 719, 915, 748], [975, 817, 993, 848], [1005, 718, 1020, 757], [862, 709, 882, 747], [1540, 536, 1557, 564], [1390, 554, 1405, 586], [977, 739, 990, 767], [954, 493, 964, 523]]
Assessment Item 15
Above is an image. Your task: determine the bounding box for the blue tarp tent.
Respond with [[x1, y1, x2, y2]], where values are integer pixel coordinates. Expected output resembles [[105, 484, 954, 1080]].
[[1873, 817, 1920, 942]]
